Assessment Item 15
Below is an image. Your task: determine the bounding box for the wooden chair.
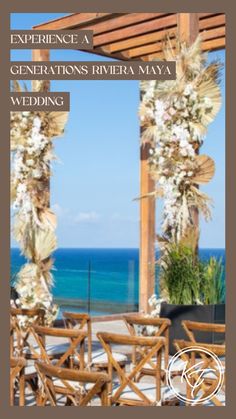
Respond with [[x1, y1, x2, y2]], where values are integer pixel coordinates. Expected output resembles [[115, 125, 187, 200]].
[[182, 320, 225, 347], [97, 332, 176, 406], [35, 361, 110, 406], [10, 357, 26, 406], [124, 314, 171, 381], [173, 339, 225, 406], [30, 325, 87, 369], [10, 308, 45, 357], [63, 312, 92, 365], [10, 308, 45, 401], [62, 311, 127, 371]]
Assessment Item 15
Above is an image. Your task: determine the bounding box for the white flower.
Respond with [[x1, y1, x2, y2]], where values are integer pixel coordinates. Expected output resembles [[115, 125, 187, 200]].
[[172, 125, 190, 142], [33, 116, 41, 129], [179, 139, 189, 148], [32, 169, 42, 179], [26, 159, 34, 167], [183, 83, 194, 96], [17, 183, 27, 194], [190, 91, 197, 101], [159, 176, 166, 185]]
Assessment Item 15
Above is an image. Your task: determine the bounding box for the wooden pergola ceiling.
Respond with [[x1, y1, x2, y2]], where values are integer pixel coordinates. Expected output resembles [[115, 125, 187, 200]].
[[32, 13, 225, 313], [34, 13, 225, 61]]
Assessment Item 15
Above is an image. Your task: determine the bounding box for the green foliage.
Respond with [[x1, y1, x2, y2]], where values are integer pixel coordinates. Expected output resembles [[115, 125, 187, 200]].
[[200, 257, 225, 304], [160, 245, 225, 305]]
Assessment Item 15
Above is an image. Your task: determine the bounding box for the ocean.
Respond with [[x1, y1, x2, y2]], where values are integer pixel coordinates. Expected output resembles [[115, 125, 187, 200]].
[[11, 248, 225, 317]]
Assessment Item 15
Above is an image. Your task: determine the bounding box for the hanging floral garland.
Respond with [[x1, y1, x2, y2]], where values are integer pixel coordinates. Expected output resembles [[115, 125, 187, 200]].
[[11, 81, 68, 325], [139, 36, 222, 250]]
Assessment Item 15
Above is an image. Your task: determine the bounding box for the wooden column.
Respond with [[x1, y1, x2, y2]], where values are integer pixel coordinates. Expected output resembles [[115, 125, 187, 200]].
[[32, 49, 50, 205], [177, 13, 199, 45], [32, 49, 50, 91], [139, 141, 156, 313], [178, 13, 200, 250]]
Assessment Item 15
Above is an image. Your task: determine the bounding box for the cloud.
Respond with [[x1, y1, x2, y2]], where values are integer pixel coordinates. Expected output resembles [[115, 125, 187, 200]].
[[111, 213, 139, 223], [51, 203, 69, 217], [74, 211, 100, 223]]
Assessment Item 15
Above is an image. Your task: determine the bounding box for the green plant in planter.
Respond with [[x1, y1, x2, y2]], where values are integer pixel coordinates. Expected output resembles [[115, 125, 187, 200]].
[[200, 257, 225, 304], [160, 244, 225, 305]]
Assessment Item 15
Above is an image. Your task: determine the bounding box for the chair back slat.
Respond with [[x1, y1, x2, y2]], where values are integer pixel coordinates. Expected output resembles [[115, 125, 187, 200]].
[[10, 357, 26, 406], [35, 361, 109, 406], [32, 325, 87, 369], [97, 332, 165, 405], [124, 315, 171, 371], [63, 312, 92, 365]]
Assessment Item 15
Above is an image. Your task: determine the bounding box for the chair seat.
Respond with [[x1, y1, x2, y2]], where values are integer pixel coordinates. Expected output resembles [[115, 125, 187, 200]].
[[24, 363, 37, 376], [202, 361, 225, 379], [141, 355, 166, 370], [24, 342, 70, 356], [112, 382, 173, 404], [84, 350, 127, 366], [53, 378, 97, 392]]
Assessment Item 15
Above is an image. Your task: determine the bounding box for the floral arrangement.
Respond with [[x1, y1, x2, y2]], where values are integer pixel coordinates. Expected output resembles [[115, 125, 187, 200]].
[[139, 36, 222, 314], [139, 36, 222, 249], [11, 81, 68, 325]]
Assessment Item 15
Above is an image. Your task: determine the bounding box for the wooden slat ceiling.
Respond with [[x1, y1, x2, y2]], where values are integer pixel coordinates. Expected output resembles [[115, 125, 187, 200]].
[[33, 13, 225, 60]]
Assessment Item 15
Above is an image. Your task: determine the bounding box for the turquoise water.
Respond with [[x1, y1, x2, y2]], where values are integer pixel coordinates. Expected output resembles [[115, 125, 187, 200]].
[[11, 248, 225, 315]]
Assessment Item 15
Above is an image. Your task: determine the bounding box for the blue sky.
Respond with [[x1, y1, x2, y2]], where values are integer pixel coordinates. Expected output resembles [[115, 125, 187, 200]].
[[11, 13, 225, 248]]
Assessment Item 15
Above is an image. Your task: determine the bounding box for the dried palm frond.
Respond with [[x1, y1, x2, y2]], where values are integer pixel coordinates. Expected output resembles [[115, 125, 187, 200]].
[[176, 194, 191, 240], [47, 111, 68, 138], [188, 186, 213, 221], [11, 80, 22, 92], [10, 133, 28, 151], [16, 263, 39, 286], [33, 227, 57, 262], [180, 225, 199, 251], [156, 234, 171, 252], [11, 181, 17, 202], [141, 125, 157, 144], [40, 257, 54, 274], [133, 187, 163, 201], [33, 80, 49, 93], [140, 80, 156, 94], [192, 155, 215, 184], [198, 79, 221, 126], [38, 208, 57, 230]]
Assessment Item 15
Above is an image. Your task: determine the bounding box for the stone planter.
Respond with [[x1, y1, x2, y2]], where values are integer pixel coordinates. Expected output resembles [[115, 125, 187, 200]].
[[160, 302, 225, 355]]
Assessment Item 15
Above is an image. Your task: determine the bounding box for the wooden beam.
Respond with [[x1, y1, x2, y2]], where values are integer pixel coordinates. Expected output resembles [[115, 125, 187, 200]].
[[84, 13, 166, 35], [94, 14, 177, 47], [199, 14, 225, 30], [134, 29, 225, 59], [109, 28, 177, 53], [139, 142, 156, 313], [127, 35, 175, 58], [82, 46, 131, 61], [33, 13, 118, 30], [202, 36, 225, 51], [141, 34, 225, 60], [200, 26, 225, 40]]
